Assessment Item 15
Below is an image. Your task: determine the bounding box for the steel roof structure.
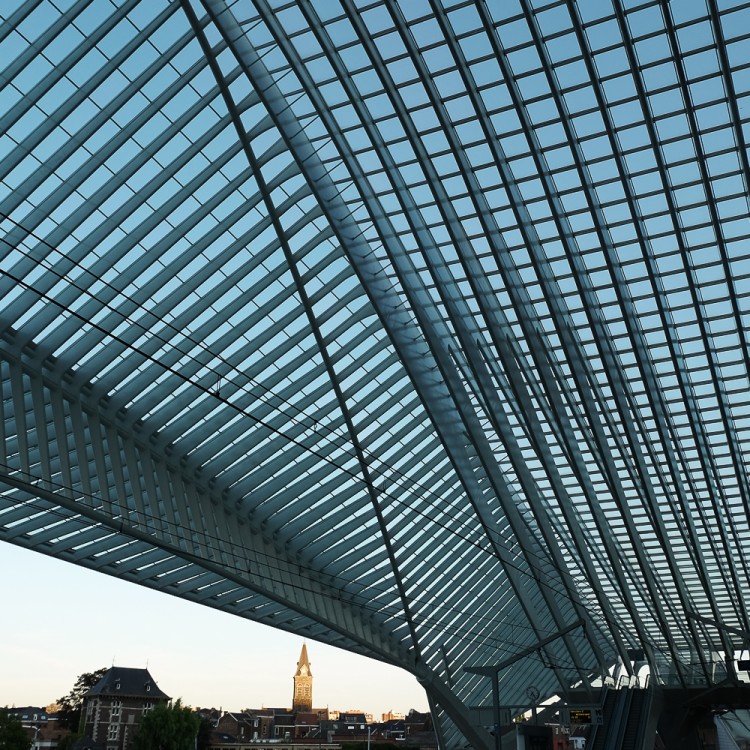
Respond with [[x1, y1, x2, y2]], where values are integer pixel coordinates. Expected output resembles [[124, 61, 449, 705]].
[[2, 0, 750, 747]]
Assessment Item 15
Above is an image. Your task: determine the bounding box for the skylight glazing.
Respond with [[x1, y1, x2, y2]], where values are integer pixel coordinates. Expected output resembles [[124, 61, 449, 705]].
[[2, 0, 750, 747]]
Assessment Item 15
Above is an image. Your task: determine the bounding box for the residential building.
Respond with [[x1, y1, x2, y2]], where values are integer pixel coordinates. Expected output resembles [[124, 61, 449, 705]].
[[319, 711, 370, 743], [381, 711, 405, 722], [79, 666, 169, 750], [9, 707, 70, 750], [216, 710, 274, 742], [375, 719, 406, 742], [293, 712, 320, 739], [208, 741, 340, 750]]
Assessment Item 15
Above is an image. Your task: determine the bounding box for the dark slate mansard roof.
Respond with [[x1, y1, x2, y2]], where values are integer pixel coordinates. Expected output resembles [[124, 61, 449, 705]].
[[86, 667, 170, 701]]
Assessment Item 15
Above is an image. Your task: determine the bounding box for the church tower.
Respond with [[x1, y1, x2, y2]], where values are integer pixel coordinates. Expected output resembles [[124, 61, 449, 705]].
[[292, 643, 313, 712]]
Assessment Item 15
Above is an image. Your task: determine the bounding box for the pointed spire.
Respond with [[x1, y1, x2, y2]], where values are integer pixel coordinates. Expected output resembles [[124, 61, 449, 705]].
[[293, 643, 313, 712], [295, 642, 312, 676]]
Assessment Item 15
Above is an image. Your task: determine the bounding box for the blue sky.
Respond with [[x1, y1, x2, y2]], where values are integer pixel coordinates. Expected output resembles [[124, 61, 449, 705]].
[[0, 542, 428, 717]]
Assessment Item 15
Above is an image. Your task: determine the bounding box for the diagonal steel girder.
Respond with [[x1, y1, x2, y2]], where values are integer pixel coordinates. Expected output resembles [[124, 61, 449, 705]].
[[196, 2, 601, 744], [4, 2, 750, 747], [0, 335, 409, 664]]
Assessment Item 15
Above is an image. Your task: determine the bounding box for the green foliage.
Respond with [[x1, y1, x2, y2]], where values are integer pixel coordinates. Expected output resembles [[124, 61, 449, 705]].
[[55, 733, 82, 750], [56, 668, 108, 731], [0, 707, 31, 750], [196, 717, 213, 750], [131, 699, 199, 750]]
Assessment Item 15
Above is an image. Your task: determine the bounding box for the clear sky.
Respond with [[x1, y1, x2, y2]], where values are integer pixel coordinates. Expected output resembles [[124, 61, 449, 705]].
[[0, 542, 428, 719]]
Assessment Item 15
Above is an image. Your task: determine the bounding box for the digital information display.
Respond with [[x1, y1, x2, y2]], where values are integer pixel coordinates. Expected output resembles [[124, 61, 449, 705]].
[[561, 707, 603, 725], [570, 709, 593, 724]]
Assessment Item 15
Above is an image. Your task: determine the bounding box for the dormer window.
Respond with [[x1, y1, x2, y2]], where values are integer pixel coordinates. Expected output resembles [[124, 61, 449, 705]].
[[115, 679, 121, 690]]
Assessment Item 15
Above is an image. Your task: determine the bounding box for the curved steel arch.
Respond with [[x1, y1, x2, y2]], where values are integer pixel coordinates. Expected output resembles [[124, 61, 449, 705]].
[[2, 0, 750, 747], [0, 337, 406, 660]]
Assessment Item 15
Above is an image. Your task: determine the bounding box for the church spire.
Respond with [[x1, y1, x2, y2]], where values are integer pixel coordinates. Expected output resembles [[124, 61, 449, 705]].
[[292, 643, 313, 712], [295, 642, 312, 676]]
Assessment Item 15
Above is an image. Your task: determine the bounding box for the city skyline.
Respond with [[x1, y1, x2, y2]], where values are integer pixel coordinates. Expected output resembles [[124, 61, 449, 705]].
[[0, 542, 428, 719]]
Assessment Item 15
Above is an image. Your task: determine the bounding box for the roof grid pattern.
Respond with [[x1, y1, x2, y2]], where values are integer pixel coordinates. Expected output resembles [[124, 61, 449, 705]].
[[2, 0, 750, 747]]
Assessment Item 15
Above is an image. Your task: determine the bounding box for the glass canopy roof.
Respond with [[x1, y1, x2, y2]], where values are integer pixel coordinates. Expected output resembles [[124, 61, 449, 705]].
[[2, 0, 750, 746]]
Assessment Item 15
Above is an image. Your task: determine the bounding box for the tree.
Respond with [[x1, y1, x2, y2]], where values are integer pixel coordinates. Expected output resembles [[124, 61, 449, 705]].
[[54, 736, 79, 750], [196, 717, 214, 750], [56, 667, 108, 731], [0, 707, 31, 750], [131, 699, 199, 750]]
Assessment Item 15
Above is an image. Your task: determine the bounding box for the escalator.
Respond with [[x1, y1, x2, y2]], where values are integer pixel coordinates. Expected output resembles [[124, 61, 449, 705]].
[[586, 687, 653, 750]]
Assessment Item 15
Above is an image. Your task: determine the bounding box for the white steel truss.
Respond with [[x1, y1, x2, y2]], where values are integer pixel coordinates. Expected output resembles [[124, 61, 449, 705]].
[[2, 1, 750, 747]]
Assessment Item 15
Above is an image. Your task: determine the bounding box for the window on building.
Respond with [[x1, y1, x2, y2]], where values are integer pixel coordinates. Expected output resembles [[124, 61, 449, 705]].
[[108, 724, 119, 741], [144, 701, 153, 714], [111, 700, 122, 719]]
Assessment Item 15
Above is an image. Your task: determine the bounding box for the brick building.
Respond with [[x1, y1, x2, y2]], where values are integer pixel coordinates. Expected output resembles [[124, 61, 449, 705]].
[[8, 706, 70, 749], [79, 666, 169, 750], [215, 710, 274, 741]]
